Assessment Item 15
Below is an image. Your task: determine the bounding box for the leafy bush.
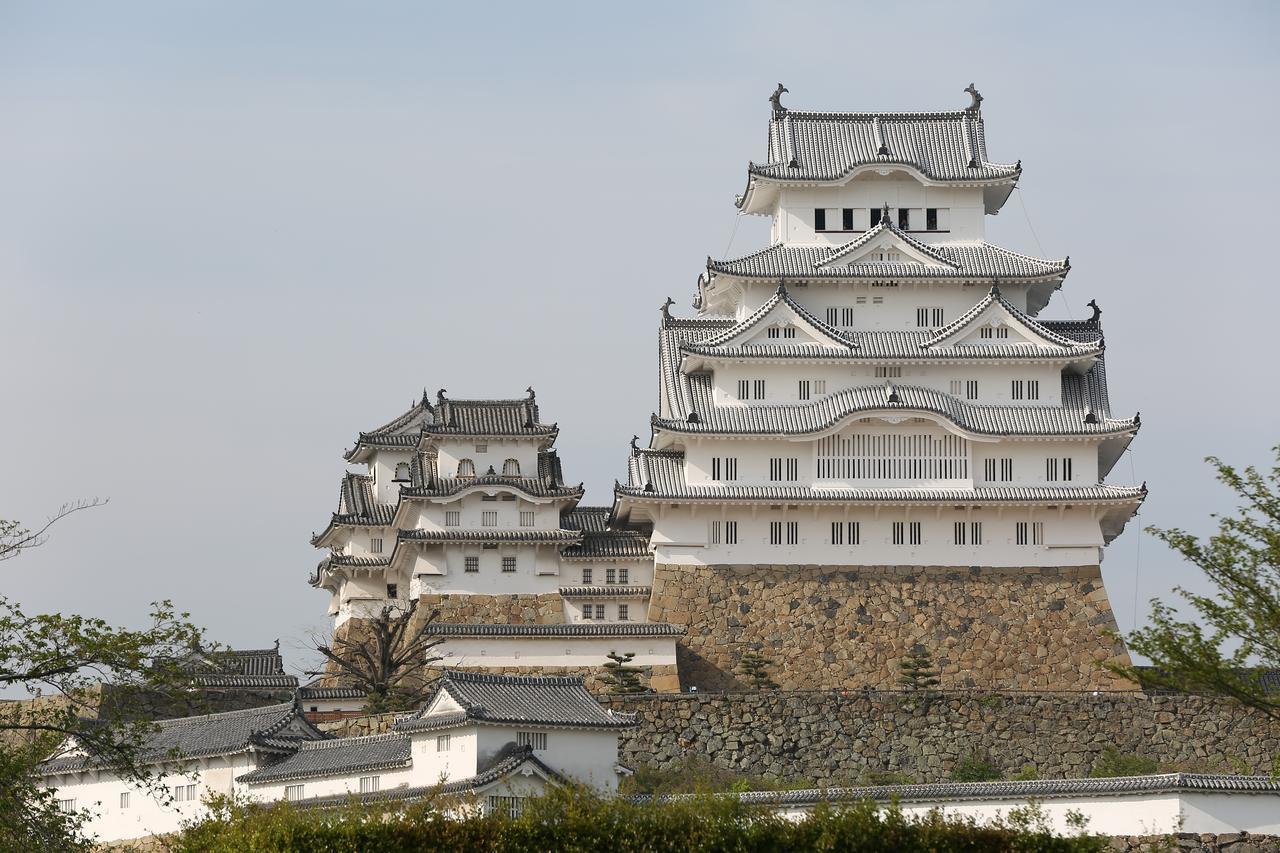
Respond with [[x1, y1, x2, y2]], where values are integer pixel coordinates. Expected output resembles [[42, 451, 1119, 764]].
[[1011, 764, 1040, 781], [949, 752, 1002, 782], [1089, 748, 1159, 778], [168, 786, 1107, 853]]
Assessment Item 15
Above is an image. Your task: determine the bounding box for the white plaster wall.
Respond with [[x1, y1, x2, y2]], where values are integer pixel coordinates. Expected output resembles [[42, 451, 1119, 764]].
[[561, 558, 652, 587], [681, 430, 1098, 489], [476, 726, 621, 793], [776, 790, 1280, 836], [368, 451, 414, 504], [435, 636, 678, 671], [773, 180, 987, 243], [564, 596, 649, 623], [734, 280, 1025, 328], [44, 755, 255, 844], [241, 763, 416, 803], [648, 504, 1103, 568], [710, 362, 1063, 407], [433, 438, 542, 480], [408, 727, 479, 784]]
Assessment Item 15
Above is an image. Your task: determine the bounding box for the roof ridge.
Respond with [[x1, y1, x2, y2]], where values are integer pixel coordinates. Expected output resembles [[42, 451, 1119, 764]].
[[442, 669, 586, 687], [297, 732, 407, 750], [158, 700, 296, 726]]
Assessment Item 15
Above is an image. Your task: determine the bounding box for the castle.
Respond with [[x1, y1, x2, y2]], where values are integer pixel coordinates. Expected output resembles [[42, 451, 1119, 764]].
[[312, 85, 1143, 692]]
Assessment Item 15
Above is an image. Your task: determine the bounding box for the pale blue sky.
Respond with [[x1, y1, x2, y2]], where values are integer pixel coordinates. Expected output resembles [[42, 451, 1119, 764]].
[[2, 1, 1277, 677]]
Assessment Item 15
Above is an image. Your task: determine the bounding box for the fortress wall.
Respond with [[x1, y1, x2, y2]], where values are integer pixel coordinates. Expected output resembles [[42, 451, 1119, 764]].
[[416, 592, 565, 624], [606, 691, 1280, 782], [649, 563, 1134, 692]]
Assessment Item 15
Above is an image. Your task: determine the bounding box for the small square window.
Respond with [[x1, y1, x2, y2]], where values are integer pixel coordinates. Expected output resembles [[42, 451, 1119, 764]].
[[119, 791, 130, 809], [618, 604, 630, 621], [386, 583, 398, 599], [437, 734, 451, 752], [464, 556, 479, 573], [502, 556, 516, 573], [285, 784, 305, 802]]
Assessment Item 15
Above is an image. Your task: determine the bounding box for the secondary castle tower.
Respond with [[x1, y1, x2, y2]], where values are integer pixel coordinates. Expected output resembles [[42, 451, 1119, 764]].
[[611, 85, 1143, 690]]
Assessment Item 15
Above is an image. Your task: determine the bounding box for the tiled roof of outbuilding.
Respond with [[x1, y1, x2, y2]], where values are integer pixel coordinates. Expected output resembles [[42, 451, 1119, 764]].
[[37, 701, 324, 776], [749, 108, 1020, 185], [238, 733, 410, 784], [177, 646, 299, 690], [643, 773, 1280, 808], [395, 670, 636, 732], [293, 744, 566, 808]]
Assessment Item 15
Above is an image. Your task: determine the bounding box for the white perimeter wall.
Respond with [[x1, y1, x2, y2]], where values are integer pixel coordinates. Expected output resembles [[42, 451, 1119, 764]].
[[435, 636, 678, 671]]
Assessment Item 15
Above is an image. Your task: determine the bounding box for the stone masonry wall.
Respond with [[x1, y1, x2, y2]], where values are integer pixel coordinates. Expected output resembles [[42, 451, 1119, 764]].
[[604, 691, 1280, 783], [649, 563, 1133, 691], [416, 592, 564, 624]]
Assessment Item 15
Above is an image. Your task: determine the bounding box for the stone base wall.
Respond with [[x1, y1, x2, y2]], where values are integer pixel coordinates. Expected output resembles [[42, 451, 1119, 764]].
[[1114, 835, 1279, 852], [604, 691, 1280, 782], [416, 592, 565, 624], [649, 563, 1133, 691]]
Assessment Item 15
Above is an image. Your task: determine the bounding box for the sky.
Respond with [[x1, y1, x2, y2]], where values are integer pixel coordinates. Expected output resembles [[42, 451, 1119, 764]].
[[2, 1, 1277, 680]]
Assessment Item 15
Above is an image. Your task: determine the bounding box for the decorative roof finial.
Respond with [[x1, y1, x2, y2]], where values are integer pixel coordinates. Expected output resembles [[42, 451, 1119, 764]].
[[886, 382, 901, 405], [526, 386, 536, 400], [989, 278, 1001, 297], [880, 202, 891, 226], [769, 83, 789, 119], [775, 278, 787, 295], [274, 638, 280, 651], [436, 388, 447, 402], [964, 83, 983, 111], [1087, 299, 1102, 324], [630, 435, 639, 451], [661, 297, 675, 322]]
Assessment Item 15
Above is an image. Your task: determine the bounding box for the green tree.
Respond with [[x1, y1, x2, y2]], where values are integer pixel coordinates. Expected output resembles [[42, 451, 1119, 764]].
[[898, 647, 941, 690], [601, 651, 647, 695], [737, 651, 779, 690], [0, 508, 207, 852], [310, 599, 444, 713], [1115, 448, 1280, 718]]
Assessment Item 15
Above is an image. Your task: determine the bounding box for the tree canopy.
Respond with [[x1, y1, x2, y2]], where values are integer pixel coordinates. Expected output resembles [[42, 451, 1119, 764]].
[[1118, 446, 1280, 718]]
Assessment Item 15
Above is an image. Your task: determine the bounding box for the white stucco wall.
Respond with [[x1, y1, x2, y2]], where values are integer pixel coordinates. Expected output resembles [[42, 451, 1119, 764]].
[[773, 180, 987, 243], [434, 635, 678, 671], [44, 754, 255, 844]]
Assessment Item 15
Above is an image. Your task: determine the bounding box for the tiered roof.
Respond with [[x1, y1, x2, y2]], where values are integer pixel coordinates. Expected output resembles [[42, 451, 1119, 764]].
[[679, 284, 1100, 367], [738, 96, 1020, 215], [708, 221, 1067, 282], [344, 389, 557, 462], [238, 732, 410, 784]]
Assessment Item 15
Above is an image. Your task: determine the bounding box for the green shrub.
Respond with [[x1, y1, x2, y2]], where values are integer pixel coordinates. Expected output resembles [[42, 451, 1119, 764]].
[[949, 752, 1002, 782], [169, 786, 1107, 853], [1089, 747, 1159, 778], [1011, 764, 1040, 781]]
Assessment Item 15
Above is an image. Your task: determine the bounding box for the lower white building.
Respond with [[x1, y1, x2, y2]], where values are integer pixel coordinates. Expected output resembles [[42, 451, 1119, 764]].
[[717, 775, 1280, 837], [39, 671, 634, 843]]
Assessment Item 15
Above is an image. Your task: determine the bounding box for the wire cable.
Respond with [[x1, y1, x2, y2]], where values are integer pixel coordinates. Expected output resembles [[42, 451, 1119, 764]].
[[1015, 187, 1075, 319]]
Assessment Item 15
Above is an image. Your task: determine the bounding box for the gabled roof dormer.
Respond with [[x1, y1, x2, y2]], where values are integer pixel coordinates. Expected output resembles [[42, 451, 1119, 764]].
[[816, 209, 959, 272], [921, 284, 1102, 365], [684, 282, 856, 358]]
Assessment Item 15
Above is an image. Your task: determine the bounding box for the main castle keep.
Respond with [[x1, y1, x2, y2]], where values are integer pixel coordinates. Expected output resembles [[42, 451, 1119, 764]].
[[312, 86, 1142, 692]]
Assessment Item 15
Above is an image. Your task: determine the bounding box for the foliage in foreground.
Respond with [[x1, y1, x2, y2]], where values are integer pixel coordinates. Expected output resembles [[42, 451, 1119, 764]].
[[169, 786, 1105, 853], [1115, 447, 1280, 718]]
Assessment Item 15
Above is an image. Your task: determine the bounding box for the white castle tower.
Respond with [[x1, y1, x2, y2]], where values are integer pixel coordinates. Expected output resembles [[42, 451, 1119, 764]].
[[611, 86, 1144, 691], [312, 390, 680, 691]]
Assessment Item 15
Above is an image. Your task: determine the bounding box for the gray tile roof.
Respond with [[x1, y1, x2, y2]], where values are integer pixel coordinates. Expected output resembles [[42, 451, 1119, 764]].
[[421, 622, 685, 638], [399, 475, 583, 502], [292, 744, 567, 808], [395, 671, 636, 732], [710, 233, 1065, 282], [559, 506, 611, 532], [560, 532, 652, 560], [681, 283, 1098, 364], [558, 586, 653, 598], [38, 701, 326, 776], [651, 381, 1135, 438], [344, 389, 557, 461], [398, 529, 583, 545], [238, 733, 410, 784], [177, 646, 299, 690], [748, 108, 1019, 185], [645, 773, 1280, 808], [298, 682, 368, 701], [619, 446, 1145, 506]]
